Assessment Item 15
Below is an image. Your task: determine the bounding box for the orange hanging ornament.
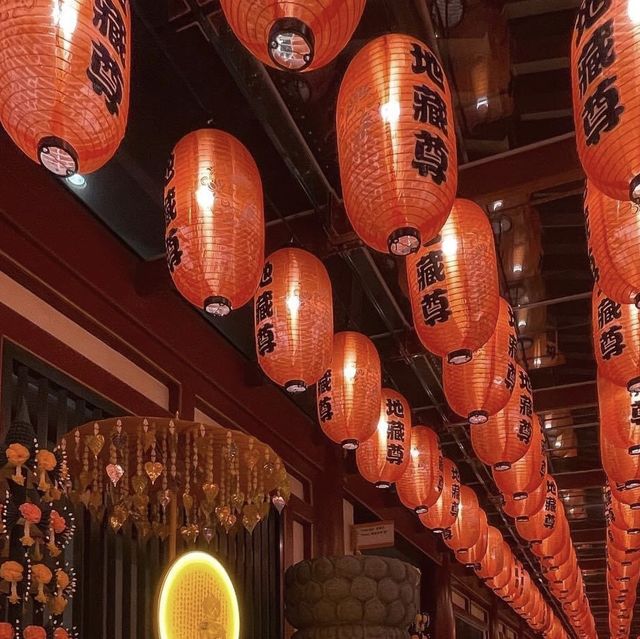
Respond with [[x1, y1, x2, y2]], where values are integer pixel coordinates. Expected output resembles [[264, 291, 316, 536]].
[[396, 425, 443, 513], [598, 372, 640, 454], [443, 298, 517, 424], [571, 0, 640, 202], [516, 478, 559, 544], [419, 458, 460, 533], [356, 389, 412, 489], [471, 365, 534, 470], [593, 288, 640, 391], [254, 248, 333, 392], [0, 0, 130, 176], [164, 129, 264, 317], [219, 0, 365, 72], [601, 416, 640, 488], [475, 526, 506, 580], [610, 477, 640, 509], [442, 486, 481, 553], [337, 33, 457, 255], [407, 199, 500, 363], [316, 331, 381, 450], [585, 182, 640, 306], [501, 476, 547, 521], [454, 508, 488, 568]]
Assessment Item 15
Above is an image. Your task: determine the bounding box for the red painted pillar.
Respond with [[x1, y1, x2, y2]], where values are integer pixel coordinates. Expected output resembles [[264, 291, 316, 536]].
[[435, 553, 456, 639]]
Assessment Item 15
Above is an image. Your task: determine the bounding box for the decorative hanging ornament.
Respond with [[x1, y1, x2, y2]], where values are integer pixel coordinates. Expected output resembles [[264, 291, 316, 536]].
[[407, 198, 500, 363], [395, 425, 443, 514], [585, 182, 640, 306], [0, 0, 130, 176], [418, 457, 460, 533], [571, 0, 640, 202], [475, 526, 506, 581], [336, 33, 457, 255], [164, 129, 264, 317], [254, 248, 333, 393], [470, 365, 534, 470], [501, 475, 547, 521], [601, 428, 640, 489], [442, 488, 482, 555], [515, 477, 559, 544], [316, 331, 382, 449], [356, 389, 412, 489], [593, 288, 640, 391], [598, 372, 640, 454], [443, 298, 517, 423], [219, 0, 365, 72]]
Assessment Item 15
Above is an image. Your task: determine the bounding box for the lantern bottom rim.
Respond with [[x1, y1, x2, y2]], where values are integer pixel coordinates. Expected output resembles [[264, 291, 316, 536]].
[[268, 18, 314, 71], [432, 527, 444, 534], [204, 296, 231, 317], [516, 515, 528, 522], [513, 491, 528, 501], [447, 349, 472, 365], [494, 462, 511, 471], [37, 136, 78, 177], [628, 377, 640, 393], [285, 379, 307, 393], [414, 505, 428, 515], [387, 227, 420, 256], [630, 175, 640, 203], [341, 439, 359, 450], [630, 503, 640, 510], [374, 481, 391, 489], [468, 410, 488, 425], [629, 444, 640, 456], [626, 479, 640, 489]]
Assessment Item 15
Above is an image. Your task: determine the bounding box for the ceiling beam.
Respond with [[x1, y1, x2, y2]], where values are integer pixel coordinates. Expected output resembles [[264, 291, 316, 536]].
[[533, 380, 597, 412], [504, 0, 580, 19]]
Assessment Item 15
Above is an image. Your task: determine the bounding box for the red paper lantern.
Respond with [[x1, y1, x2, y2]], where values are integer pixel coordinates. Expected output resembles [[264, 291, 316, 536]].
[[487, 546, 514, 592], [254, 248, 333, 392], [407, 199, 499, 363], [396, 425, 443, 513], [601, 422, 640, 488], [610, 477, 640, 509], [316, 331, 381, 449], [455, 509, 488, 568], [585, 182, 640, 305], [501, 477, 547, 521], [419, 458, 460, 533], [530, 514, 568, 561], [443, 486, 482, 553], [516, 477, 559, 544], [356, 388, 412, 488], [471, 365, 534, 470], [493, 417, 547, 500], [571, 0, 640, 202], [443, 297, 517, 423], [0, 0, 130, 176], [607, 484, 640, 534], [164, 129, 264, 316], [337, 33, 457, 255], [475, 526, 506, 580], [593, 288, 640, 391], [219, 0, 365, 72]]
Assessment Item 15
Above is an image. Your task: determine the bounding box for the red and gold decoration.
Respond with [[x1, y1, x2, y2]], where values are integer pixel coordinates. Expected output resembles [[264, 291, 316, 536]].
[[470, 365, 534, 470], [585, 181, 640, 306], [219, 0, 365, 72], [61, 416, 290, 541], [443, 297, 517, 423], [337, 33, 457, 255], [356, 389, 412, 489], [254, 248, 333, 393], [571, 0, 640, 202], [164, 129, 264, 317], [407, 198, 500, 363], [0, 0, 130, 176], [316, 331, 381, 450], [396, 425, 443, 514], [593, 288, 640, 392]]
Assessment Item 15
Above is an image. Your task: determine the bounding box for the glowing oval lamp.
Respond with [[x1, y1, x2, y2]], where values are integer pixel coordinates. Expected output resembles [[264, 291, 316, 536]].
[[158, 551, 240, 639]]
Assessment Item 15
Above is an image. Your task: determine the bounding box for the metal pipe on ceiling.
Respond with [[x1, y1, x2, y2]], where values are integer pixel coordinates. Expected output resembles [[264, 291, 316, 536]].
[[514, 291, 592, 310]]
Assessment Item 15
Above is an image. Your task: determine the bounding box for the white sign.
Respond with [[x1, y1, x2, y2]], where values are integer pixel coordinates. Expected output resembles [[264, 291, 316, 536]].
[[351, 520, 395, 550]]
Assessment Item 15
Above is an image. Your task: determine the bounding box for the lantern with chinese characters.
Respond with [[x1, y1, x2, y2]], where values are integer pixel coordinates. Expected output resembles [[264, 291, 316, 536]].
[[419, 458, 460, 533], [501, 476, 548, 521], [443, 298, 517, 424], [585, 182, 640, 306], [601, 429, 640, 489], [164, 129, 264, 316], [454, 508, 488, 568], [610, 477, 640, 509], [442, 486, 481, 553], [0, 0, 130, 176], [598, 372, 640, 454], [593, 288, 640, 391], [396, 425, 443, 513], [337, 33, 457, 255], [475, 526, 506, 580], [606, 485, 640, 534], [571, 0, 640, 201], [219, 0, 365, 72], [531, 510, 569, 561], [471, 365, 534, 470], [356, 389, 412, 488], [254, 248, 333, 393], [515, 477, 559, 544], [316, 332, 381, 449], [492, 417, 547, 500], [407, 199, 500, 363]]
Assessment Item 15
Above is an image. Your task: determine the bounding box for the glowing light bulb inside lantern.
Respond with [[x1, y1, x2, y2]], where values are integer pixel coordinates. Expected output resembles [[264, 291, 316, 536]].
[[518, 318, 527, 328], [343, 361, 357, 383], [380, 100, 400, 124], [442, 235, 458, 257], [629, 0, 640, 24], [286, 290, 300, 315], [196, 184, 214, 211], [52, 0, 77, 36], [410, 446, 420, 460]]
